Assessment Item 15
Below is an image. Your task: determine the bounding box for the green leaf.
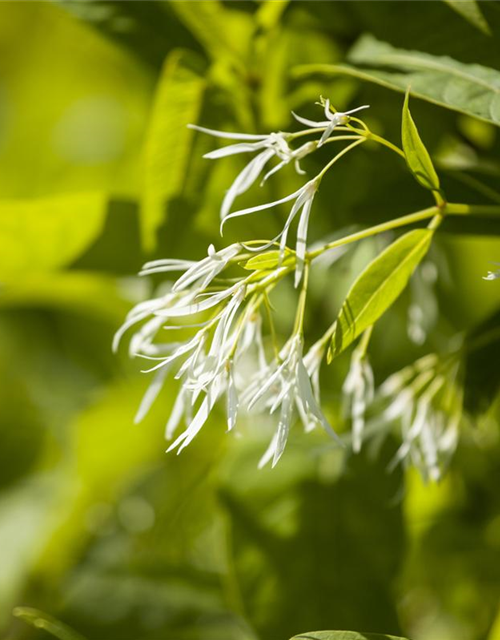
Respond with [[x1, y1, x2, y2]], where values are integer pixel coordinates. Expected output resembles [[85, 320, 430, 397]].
[[13, 607, 86, 640], [141, 49, 206, 251], [442, 0, 491, 36], [402, 90, 440, 192], [294, 35, 500, 127], [243, 249, 294, 271], [329, 229, 434, 359], [290, 632, 409, 640], [0, 193, 107, 278]]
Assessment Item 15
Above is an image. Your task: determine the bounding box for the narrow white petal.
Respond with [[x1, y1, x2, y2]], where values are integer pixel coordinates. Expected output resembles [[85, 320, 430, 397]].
[[113, 309, 152, 353], [318, 121, 336, 146], [165, 388, 186, 440], [220, 185, 305, 234], [291, 112, 329, 128], [294, 195, 313, 287], [156, 285, 238, 318], [297, 358, 342, 445], [226, 368, 239, 431], [188, 124, 268, 141], [167, 377, 222, 453], [247, 360, 288, 410], [272, 392, 294, 467], [204, 142, 264, 159], [323, 98, 332, 121], [344, 105, 370, 116], [258, 431, 279, 469], [134, 366, 170, 424], [221, 148, 275, 220]]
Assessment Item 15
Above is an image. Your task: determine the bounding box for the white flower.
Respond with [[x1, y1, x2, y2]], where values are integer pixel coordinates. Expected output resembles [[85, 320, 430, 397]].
[[377, 355, 462, 481], [140, 243, 242, 290], [188, 124, 316, 219], [342, 352, 374, 453], [243, 335, 341, 468], [222, 178, 319, 287], [483, 262, 500, 280], [292, 98, 369, 146]]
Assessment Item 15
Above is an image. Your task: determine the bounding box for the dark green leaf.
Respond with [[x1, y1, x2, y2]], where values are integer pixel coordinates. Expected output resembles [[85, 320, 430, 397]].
[[402, 90, 440, 192], [294, 35, 500, 126], [329, 229, 434, 359], [442, 0, 491, 35], [141, 49, 206, 251]]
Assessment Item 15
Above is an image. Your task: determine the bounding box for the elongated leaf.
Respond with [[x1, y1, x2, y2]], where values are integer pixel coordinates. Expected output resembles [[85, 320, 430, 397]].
[[0, 193, 107, 277], [294, 35, 500, 126], [402, 90, 440, 192], [141, 49, 206, 251], [243, 249, 294, 271], [329, 229, 434, 359], [290, 632, 409, 640], [442, 0, 491, 35], [14, 607, 86, 640]]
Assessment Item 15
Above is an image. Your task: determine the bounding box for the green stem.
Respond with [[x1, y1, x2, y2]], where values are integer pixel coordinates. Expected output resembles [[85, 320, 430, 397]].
[[308, 206, 439, 259], [446, 203, 500, 216], [317, 138, 367, 180]]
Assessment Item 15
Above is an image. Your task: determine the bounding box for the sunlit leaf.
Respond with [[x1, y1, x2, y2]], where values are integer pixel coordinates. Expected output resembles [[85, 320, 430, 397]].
[[290, 632, 409, 640], [402, 90, 440, 192], [294, 35, 500, 126], [329, 229, 434, 359], [13, 607, 86, 640], [141, 49, 206, 251], [442, 0, 491, 35], [243, 249, 294, 271], [0, 193, 107, 277]]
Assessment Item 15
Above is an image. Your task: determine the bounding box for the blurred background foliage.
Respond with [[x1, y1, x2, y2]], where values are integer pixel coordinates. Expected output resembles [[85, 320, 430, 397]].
[[0, 1, 500, 639]]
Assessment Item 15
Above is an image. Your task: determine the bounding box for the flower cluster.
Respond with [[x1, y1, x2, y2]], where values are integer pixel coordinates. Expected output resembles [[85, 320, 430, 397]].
[[114, 241, 339, 466], [114, 96, 464, 477], [375, 354, 463, 481]]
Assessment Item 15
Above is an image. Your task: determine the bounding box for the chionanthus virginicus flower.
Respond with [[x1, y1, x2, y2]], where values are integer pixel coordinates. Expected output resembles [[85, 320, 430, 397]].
[[188, 124, 316, 220], [376, 354, 462, 481], [483, 262, 500, 280], [342, 351, 374, 453], [222, 178, 320, 287], [241, 335, 342, 468], [113, 242, 342, 465], [292, 98, 370, 146]]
